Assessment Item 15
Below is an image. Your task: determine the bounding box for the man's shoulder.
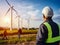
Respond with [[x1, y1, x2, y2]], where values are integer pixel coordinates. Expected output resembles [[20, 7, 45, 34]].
[[40, 22, 46, 28]]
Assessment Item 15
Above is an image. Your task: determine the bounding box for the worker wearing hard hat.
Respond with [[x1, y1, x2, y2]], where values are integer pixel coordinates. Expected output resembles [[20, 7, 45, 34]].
[[36, 6, 60, 45]]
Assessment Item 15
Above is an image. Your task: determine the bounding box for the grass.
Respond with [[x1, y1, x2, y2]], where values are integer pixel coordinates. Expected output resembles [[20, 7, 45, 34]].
[[0, 29, 38, 36], [0, 29, 37, 43], [0, 34, 36, 44]]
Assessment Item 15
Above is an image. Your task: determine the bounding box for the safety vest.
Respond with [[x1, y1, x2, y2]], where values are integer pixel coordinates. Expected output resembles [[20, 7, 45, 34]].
[[43, 22, 60, 43]]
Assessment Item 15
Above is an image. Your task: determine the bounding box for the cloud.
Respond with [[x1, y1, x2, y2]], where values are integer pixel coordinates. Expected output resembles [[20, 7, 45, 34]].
[[27, 9, 40, 16], [15, 3, 40, 20], [0, 0, 41, 28], [58, 9, 60, 14], [53, 15, 60, 23]]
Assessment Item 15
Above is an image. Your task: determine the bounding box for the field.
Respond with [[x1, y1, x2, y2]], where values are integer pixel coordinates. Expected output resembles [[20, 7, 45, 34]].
[[0, 29, 38, 45], [0, 29, 37, 36]]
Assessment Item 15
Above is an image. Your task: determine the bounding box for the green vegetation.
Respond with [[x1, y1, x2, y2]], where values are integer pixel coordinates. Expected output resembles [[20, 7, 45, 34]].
[[0, 34, 36, 44], [0, 29, 37, 43], [0, 29, 38, 36]]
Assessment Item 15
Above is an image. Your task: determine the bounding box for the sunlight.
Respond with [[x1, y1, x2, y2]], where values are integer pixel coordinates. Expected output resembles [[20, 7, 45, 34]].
[[4, 16, 10, 23]]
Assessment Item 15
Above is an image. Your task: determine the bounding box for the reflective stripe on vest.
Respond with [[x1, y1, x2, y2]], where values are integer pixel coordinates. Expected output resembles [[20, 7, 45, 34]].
[[44, 22, 60, 43]]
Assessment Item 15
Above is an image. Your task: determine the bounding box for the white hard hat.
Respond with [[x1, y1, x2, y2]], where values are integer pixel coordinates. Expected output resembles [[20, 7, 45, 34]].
[[42, 6, 54, 17]]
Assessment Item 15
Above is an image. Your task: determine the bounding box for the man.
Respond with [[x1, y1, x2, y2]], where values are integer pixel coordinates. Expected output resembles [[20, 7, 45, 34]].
[[36, 6, 60, 45], [18, 28, 22, 39], [3, 30, 7, 39]]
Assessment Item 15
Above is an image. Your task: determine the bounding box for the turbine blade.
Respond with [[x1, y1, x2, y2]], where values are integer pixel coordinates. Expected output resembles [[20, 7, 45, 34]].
[[13, 8, 18, 15], [5, 8, 10, 16], [5, 0, 11, 7], [16, 15, 19, 18]]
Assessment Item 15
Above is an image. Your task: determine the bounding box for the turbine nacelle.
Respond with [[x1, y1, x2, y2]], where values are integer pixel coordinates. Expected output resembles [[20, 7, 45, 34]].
[[11, 6, 14, 8]]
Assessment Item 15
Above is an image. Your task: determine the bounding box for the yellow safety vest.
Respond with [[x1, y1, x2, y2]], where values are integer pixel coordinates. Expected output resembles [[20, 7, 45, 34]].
[[44, 22, 60, 43]]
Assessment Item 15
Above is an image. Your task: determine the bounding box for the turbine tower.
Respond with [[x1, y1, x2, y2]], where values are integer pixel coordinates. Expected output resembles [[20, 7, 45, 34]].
[[25, 16, 31, 30], [25, 16, 41, 30], [28, 17, 30, 30], [16, 15, 21, 30], [5, 0, 17, 31], [25, 18, 30, 30]]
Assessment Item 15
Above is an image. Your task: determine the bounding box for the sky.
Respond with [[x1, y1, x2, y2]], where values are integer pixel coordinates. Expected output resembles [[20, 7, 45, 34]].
[[0, 0, 60, 28]]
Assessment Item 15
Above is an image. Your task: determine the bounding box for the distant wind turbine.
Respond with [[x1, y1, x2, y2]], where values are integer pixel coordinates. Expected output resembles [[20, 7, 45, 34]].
[[25, 16, 31, 30], [5, 0, 17, 31], [27, 18, 30, 30], [25, 16, 41, 30], [16, 15, 23, 30]]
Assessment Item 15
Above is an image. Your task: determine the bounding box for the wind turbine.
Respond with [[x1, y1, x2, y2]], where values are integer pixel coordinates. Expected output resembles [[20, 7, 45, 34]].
[[16, 15, 23, 30], [25, 16, 41, 30], [28, 16, 30, 30], [5, 0, 17, 31], [24, 16, 31, 30], [26, 18, 30, 30]]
